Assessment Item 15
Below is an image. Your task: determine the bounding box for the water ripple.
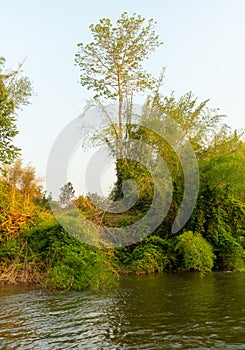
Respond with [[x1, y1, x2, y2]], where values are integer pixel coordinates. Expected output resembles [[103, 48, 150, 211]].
[[0, 272, 245, 349]]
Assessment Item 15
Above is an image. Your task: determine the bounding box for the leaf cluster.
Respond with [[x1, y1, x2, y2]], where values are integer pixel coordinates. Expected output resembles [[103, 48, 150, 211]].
[[75, 12, 163, 99]]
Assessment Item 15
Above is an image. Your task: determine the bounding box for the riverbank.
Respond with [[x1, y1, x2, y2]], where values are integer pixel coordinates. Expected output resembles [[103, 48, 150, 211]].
[[1, 214, 244, 292]]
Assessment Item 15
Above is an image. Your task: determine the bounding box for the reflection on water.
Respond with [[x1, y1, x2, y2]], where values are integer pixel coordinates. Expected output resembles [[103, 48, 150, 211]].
[[0, 272, 244, 349]]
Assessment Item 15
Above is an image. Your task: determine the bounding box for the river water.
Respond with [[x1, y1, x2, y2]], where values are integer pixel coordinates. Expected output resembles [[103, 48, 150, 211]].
[[0, 272, 244, 349]]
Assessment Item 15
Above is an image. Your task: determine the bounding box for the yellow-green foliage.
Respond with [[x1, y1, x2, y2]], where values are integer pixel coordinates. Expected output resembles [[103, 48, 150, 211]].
[[130, 236, 172, 273], [175, 231, 214, 272], [25, 219, 119, 290]]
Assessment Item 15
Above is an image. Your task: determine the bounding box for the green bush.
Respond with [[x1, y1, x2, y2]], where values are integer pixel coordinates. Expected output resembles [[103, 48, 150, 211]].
[[215, 228, 244, 271], [0, 238, 19, 262], [131, 245, 169, 273], [48, 247, 117, 291], [130, 236, 174, 273], [24, 218, 118, 290], [175, 231, 214, 273]]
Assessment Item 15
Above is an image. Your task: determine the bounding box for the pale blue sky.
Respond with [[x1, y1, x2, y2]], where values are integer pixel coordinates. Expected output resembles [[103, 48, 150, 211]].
[[1, 0, 245, 188]]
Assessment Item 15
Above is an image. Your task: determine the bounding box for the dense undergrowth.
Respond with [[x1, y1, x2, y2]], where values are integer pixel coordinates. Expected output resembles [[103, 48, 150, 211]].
[[1, 56, 245, 290], [1, 131, 245, 291], [0, 185, 244, 292]]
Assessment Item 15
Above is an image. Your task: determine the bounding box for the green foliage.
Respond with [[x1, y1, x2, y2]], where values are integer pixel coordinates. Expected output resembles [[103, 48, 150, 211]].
[[131, 245, 167, 273], [175, 231, 214, 273], [114, 216, 129, 227], [0, 57, 32, 165], [140, 91, 226, 158], [48, 248, 117, 291], [131, 241, 171, 274], [112, 90, 229, 233], [34, 190, 52, 211], [56, 209, 101, 247], [0, 238, 19, 261], [188, 185, 245, 270], [75, 12, 162, 100], [0, 72, 19, 163], [24, 218, 118, 290], [200, 132, 245, 201], [112, 158, 154, 211], [216, 228, 244, 271], [76, 12, 163, 149], [115, 236, 175, 273]]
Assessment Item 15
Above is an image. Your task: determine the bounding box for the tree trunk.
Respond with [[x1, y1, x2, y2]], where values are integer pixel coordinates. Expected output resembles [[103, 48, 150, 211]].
[[117, 67, 124, 159], [119, 91, 123, 141]]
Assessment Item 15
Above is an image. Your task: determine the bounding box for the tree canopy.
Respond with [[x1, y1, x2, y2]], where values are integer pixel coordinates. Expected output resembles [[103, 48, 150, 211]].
[[0, 57, 32, 165], [75, 12, 162, 143]]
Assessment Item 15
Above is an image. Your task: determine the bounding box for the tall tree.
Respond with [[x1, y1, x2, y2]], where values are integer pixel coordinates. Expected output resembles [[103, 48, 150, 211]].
[[75, 12, 162, 155], [0, 57, 32, 165]]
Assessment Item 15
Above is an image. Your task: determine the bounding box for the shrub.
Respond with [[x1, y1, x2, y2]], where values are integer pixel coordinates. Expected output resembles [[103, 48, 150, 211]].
[[175, 231, 214, 273], [215, 228, 244, 271], [130, 236, 173, 273], [24, 218, 119, 290], [131, 245, 169, 273]]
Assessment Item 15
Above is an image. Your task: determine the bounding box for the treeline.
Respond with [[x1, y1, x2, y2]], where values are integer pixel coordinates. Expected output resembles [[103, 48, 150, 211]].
[[1, 12, 245, 291], [0, 100, 244, 290]]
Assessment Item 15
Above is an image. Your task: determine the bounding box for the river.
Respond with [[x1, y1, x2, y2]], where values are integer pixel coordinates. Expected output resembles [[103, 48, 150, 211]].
[[0, 272, 244, 349]]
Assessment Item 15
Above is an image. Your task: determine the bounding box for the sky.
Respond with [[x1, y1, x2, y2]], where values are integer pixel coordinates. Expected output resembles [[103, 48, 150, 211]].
[[1, 0, 245, 195]]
